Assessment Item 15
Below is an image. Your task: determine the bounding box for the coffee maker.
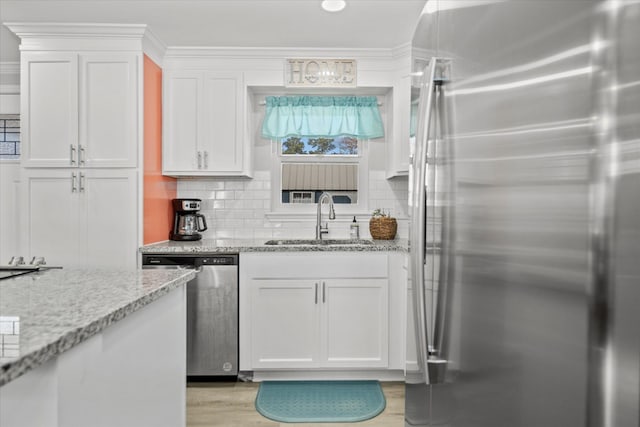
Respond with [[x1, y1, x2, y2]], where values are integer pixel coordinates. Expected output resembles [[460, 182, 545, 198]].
[[170, 198, 208, 241]]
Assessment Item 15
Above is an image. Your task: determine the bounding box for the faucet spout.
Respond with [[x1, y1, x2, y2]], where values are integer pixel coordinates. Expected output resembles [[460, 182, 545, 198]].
[[316, 192, 336, 240]]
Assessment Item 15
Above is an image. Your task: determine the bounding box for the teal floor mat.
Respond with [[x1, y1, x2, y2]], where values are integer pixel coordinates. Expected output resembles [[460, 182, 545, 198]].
[[255, 380, 386, 423]]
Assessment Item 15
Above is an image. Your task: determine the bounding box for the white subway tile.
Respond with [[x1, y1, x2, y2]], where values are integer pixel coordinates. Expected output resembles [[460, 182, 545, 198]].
[[204, 181, 225, 190], [225, 181, 245, 190], [254, 228, 274, 238], [245, 180, 264, 190], [215, 230, 233, 239], [224, 199, 244, 210], [234, 228, 255, 239], [215, 191, 235, 200], [244, 219, 265, 228]]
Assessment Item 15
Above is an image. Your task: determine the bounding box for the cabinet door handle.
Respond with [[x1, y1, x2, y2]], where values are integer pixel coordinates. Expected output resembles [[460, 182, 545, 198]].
[[71, 172, 77, 192], [70, 145, 76, 165], [204, 151, 209, 169], [197, 151, 202, 169], [322, 281, 326, 303], [79, 145, 86, 165], [315, 282, 319, 304], [79, 173, 85, 192]]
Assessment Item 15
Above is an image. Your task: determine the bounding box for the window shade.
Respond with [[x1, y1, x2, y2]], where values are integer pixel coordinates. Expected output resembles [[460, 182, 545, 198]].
[[261, 96, 384, 139]]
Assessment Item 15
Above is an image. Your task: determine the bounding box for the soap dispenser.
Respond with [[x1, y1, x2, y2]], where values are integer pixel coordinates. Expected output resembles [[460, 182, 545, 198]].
[[350, 216, 360, 239]]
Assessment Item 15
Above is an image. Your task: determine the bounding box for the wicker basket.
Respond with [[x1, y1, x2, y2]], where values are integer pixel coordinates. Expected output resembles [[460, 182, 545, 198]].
[[369, 217, 397, 240]]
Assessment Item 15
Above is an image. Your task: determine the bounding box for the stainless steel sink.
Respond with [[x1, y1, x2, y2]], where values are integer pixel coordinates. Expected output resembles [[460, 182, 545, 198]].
[[264, 239, 374, 246]]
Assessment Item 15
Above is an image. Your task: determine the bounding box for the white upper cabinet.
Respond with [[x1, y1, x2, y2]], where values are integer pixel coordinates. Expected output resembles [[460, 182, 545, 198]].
[[163, 70, 250, 176], [386, 52, 412, 178], [163, 72, 199, 171], [21, 52, 139, 168], [79, 54, 138, 168], [21, 52, 79, 167]]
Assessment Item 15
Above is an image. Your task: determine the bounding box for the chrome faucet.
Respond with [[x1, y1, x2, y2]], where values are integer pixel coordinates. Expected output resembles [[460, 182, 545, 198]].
[[315, 192, 336, 240]]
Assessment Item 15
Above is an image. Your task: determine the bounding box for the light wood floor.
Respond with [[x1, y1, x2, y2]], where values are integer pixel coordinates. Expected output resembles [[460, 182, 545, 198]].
[[187, 381, 405, 427]]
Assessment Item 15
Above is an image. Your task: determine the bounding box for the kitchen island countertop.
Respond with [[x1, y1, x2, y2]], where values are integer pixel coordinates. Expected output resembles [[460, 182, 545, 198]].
[[0, 268, 195, 386], [139, 238, 408, 254]]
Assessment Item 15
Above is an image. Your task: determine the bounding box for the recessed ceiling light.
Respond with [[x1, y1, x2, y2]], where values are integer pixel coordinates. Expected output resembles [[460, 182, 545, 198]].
[[322, 0, 346, 12]]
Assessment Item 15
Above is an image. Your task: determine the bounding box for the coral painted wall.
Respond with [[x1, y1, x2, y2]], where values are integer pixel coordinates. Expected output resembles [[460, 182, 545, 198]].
[[143, 55, 176, 244]]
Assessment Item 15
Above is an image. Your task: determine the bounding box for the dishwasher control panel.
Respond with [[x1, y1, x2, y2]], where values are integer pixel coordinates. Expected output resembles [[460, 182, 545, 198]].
[[200, 257, 236, 266], [142, 254, 238, 267]]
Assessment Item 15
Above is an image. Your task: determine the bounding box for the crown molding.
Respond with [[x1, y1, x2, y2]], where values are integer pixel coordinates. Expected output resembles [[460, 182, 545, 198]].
[[141, 26, 166, 67], [391, 42, 412, 59], [4, 23, 148, 39], [164, 45, 397, 60], [5, 23, 168, 65]]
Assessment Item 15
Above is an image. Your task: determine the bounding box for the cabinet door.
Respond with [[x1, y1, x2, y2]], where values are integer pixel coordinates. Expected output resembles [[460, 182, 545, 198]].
[[79, 54, 138, 167], [80, 169, 138, 269], [321, 278, 389, 368], [22, 170, 81, 267], [21, 53, 79, 167], [163, 71, 201, 173], [250, 279, 320, 368], [201, 72, 244, 173]]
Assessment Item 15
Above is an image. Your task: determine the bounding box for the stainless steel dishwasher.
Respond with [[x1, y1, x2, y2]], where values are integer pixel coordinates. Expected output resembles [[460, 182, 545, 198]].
[[142, 254, 238, 379]]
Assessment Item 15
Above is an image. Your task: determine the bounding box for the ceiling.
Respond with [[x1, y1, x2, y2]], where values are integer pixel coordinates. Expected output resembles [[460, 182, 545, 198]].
[[0, 0, 427, 64]]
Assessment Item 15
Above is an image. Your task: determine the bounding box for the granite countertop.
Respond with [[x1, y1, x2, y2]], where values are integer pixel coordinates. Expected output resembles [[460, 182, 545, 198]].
[[140, 238, 408, 254], [0, 268, 196, 386]]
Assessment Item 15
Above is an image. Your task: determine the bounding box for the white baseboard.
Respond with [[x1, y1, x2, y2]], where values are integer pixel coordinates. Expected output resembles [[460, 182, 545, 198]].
[[250, 369, 405, 382]]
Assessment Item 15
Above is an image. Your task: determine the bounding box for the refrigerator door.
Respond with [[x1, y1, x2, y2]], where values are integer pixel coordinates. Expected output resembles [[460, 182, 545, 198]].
[[405, 1, 631, 426], [606, 2, 640, 425]]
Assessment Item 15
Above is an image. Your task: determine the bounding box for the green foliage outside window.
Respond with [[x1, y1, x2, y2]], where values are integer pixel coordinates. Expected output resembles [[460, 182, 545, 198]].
[[281, 136, 358, 155]]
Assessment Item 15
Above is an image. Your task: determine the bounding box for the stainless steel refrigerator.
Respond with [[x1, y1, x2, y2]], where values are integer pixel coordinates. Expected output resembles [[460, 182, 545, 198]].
[[406, 1, 640, 426]]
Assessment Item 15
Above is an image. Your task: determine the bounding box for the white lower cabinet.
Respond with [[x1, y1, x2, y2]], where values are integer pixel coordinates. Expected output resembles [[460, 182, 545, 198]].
[[242, 252, 393, 372], [251, 278, 388, 369], [322, 278, 388, 367], [251, 279, 319, 368], [22, 169, 138, 268]]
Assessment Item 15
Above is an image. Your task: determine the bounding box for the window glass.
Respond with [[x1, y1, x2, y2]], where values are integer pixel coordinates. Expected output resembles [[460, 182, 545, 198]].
[[0, 115, 20, 159], [281, 163, 358, 205], [281, 136, 358, 155]]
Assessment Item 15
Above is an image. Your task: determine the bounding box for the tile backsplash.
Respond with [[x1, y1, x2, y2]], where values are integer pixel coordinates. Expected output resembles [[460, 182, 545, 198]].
[[177, 171, 409, 240]]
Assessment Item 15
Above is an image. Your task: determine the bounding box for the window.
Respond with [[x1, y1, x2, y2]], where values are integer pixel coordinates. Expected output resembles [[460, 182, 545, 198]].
[[271, 135, 369, 214], [262, 95, 382, 216], [0, 115, 20, 160], [279, 136, 361, 206]]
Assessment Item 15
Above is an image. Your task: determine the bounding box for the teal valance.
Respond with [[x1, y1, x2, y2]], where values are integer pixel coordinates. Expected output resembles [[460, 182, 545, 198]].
[[261, 96, 384, 140]]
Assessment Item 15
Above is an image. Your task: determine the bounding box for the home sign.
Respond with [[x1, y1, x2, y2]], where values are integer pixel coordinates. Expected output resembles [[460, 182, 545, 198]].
[[285, 59, 357, 88]]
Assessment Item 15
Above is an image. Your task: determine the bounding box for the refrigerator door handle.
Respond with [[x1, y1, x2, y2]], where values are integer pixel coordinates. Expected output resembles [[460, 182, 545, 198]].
[[410, 57, 439, 385], [429, 69, 455, 385]]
